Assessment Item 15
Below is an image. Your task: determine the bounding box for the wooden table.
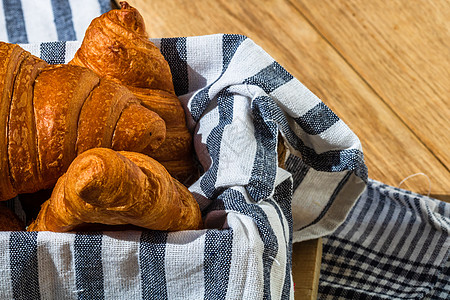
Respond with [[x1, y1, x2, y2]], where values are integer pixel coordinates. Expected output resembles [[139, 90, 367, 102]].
[[117, 1, 450, 299]]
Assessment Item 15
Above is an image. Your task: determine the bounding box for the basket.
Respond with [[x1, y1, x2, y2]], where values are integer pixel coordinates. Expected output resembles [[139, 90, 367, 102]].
[[0, 35, 367, 299]]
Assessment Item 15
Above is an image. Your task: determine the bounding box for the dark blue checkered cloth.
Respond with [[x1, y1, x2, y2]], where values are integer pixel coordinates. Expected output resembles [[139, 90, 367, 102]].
[[320, 180, 449, 299], [0, 1, 448, 299]]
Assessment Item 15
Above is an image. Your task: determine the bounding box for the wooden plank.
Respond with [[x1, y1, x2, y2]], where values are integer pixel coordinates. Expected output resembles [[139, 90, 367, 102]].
[[123, 0, 449, 197], [292, 0, 450, 185], [292, 238, 322, 300]]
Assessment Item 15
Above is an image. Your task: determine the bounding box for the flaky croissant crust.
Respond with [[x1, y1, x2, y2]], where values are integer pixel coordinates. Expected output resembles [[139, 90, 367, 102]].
[[70, 1, 174, 92], [70, 2, 198, 183], [28, 148, 203, 232], [0, 42, 166, 201]]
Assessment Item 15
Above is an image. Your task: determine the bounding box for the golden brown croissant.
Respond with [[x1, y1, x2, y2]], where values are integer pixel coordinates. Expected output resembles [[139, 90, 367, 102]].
[[27, 148, 203, 232], [0, 41, 166, 201], [69, 2, 198, 183]]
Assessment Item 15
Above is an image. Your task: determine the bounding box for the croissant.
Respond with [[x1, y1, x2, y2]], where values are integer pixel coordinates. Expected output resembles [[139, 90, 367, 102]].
[[27, 148, 203, 232], [0, 41, 166, 201], [69, 1, 197, 183]]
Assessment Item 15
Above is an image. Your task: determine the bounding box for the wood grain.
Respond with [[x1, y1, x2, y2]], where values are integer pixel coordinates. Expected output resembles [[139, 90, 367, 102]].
[[292, 0, 450, 190], [292, 238, 322, 299]]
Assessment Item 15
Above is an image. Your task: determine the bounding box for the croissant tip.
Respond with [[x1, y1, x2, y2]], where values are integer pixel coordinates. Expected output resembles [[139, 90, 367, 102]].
[[120, 1, 131, 10]]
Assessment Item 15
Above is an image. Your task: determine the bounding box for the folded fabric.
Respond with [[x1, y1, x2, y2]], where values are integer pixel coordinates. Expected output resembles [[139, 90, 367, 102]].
[[319, 180, 450, 299], [4, 180, 448, 299]]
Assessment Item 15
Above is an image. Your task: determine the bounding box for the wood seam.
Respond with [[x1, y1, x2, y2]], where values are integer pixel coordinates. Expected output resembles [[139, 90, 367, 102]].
[[287, 0, 449, 174]]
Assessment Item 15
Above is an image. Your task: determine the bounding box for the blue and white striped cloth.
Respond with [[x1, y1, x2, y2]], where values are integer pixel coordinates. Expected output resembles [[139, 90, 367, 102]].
[[0, 0, 110, 43], [0, 1, 449, 299]]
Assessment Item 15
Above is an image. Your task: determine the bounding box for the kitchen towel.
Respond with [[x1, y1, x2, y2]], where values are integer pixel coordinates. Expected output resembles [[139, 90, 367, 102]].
[[319, 179, 449, 299]]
